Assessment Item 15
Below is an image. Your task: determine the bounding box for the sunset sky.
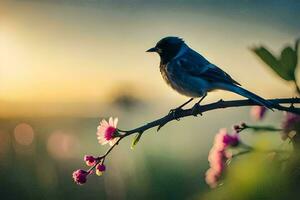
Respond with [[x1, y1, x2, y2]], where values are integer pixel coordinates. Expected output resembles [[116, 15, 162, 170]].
[[1, 0, 299, 116]]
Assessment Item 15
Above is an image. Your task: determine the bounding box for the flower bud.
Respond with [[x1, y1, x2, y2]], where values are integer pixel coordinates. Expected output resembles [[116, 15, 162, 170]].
[[96, 164, 106, 176], [72, 169, 89, 185], [251, 106, 267, 121], [84, 155, 96, 166]]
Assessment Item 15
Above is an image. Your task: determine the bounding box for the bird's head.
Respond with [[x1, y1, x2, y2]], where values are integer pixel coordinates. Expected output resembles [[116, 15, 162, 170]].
[[146, 36, 185, 64]]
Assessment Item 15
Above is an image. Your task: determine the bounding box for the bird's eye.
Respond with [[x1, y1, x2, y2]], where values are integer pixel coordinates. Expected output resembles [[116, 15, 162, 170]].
[[157, 48, 163, 53]]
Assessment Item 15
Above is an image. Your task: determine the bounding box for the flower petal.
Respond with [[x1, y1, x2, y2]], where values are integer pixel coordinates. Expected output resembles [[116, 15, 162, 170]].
[[100, 119, 108, 126], [109, 117, 114, 126], [113, 118, 118, 128]]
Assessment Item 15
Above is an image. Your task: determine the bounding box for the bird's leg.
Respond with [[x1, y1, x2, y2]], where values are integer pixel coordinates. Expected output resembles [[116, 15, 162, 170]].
[[169, 98, 194, 120], [169, 98, 194, 113], [192, 93, 207, 116]]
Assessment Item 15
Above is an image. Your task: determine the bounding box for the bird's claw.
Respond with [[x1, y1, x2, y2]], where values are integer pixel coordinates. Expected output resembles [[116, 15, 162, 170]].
[[168, 108, 183, 120], [192, 103, 202, 116]]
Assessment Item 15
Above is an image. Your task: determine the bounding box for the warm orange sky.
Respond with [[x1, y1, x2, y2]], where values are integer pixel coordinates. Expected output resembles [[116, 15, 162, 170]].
[[0, 0, 299, 116]]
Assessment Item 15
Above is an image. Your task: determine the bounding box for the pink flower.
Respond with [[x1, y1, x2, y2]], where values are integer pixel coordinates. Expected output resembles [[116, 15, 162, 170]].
[[72, 169, 90, 185], [223, 133, 239, 147], [84, 155, 97, 166], [281, 112, 300, 140], [205, 129, 238, 188], [208, 149, 226, 173], [205, 168, 219, 188], [213, 129, 239, 149], [251, 106, 267, 121], [97, 117, 119, 146], [212, 129, 227, 150], [96, 164, 106, 176], [206, 148, 229, 188]]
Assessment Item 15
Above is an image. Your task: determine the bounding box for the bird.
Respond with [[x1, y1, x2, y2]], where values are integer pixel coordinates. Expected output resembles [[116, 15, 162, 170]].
[[146, 36, 274, 114]]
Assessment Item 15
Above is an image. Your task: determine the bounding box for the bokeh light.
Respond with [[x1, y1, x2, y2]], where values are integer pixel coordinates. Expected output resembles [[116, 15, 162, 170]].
[[47, 130, 79, 159], [13, 123, 34, 146]]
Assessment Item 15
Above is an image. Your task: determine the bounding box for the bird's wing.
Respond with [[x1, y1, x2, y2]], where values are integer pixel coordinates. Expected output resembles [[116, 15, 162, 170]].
[[199, 64, 241, 86], [177, 51, 241, 86]]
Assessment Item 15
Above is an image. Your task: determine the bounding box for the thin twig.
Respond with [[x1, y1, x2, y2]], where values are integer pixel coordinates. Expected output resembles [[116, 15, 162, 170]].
[[87, 137, 123, 172], [244, 125, 282, 132]]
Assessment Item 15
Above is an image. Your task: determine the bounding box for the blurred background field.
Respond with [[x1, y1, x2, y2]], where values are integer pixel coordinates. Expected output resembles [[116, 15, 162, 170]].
[[0, 109, 288, 200], [0, 0, 300, 199]]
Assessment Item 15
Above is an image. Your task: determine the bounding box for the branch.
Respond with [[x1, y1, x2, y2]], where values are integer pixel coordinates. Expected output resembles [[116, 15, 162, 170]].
[[97, 98, 300, 165], [76, 97, 300, 182], [120, 98, 300, 137]]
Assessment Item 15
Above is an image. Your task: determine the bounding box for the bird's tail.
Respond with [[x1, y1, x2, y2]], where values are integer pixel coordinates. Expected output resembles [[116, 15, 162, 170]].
[[216, 83, 274, 110]]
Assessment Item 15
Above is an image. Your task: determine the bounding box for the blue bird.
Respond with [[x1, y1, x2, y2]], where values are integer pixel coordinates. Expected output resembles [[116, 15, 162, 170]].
[[146, 36, 273, 113]]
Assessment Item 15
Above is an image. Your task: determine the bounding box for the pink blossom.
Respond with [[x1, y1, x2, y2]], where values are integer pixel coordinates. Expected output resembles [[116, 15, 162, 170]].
[[206, 148, 228, 188], [96, 164, 106, 176], [84, 155, 96, 166], [205, 168, 219, 188], [251, 106, 267, 121], [208, 149, 226, 174], [72, 169, 90, 185], [205, 129, 238, 188], [97, 117, 119, 146], [212, 129, 227, 150], [281, 112, 300, 140], [223, 133, 239, 147], [213, 128, 239, 149]]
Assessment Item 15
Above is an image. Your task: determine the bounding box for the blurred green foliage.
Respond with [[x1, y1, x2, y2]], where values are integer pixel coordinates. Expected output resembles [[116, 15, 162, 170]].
[[252, 39, 299, 82], [202, 153, 288, 200], [199, 134, 300, 200]]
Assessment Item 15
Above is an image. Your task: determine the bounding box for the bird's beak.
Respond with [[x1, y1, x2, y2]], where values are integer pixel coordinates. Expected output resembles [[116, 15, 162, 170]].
[[146, 47, 157, 52]]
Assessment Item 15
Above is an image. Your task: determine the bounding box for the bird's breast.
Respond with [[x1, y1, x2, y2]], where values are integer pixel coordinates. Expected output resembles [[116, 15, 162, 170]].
[[160, 64, 171, 86], [159, 63, 203, 97]]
